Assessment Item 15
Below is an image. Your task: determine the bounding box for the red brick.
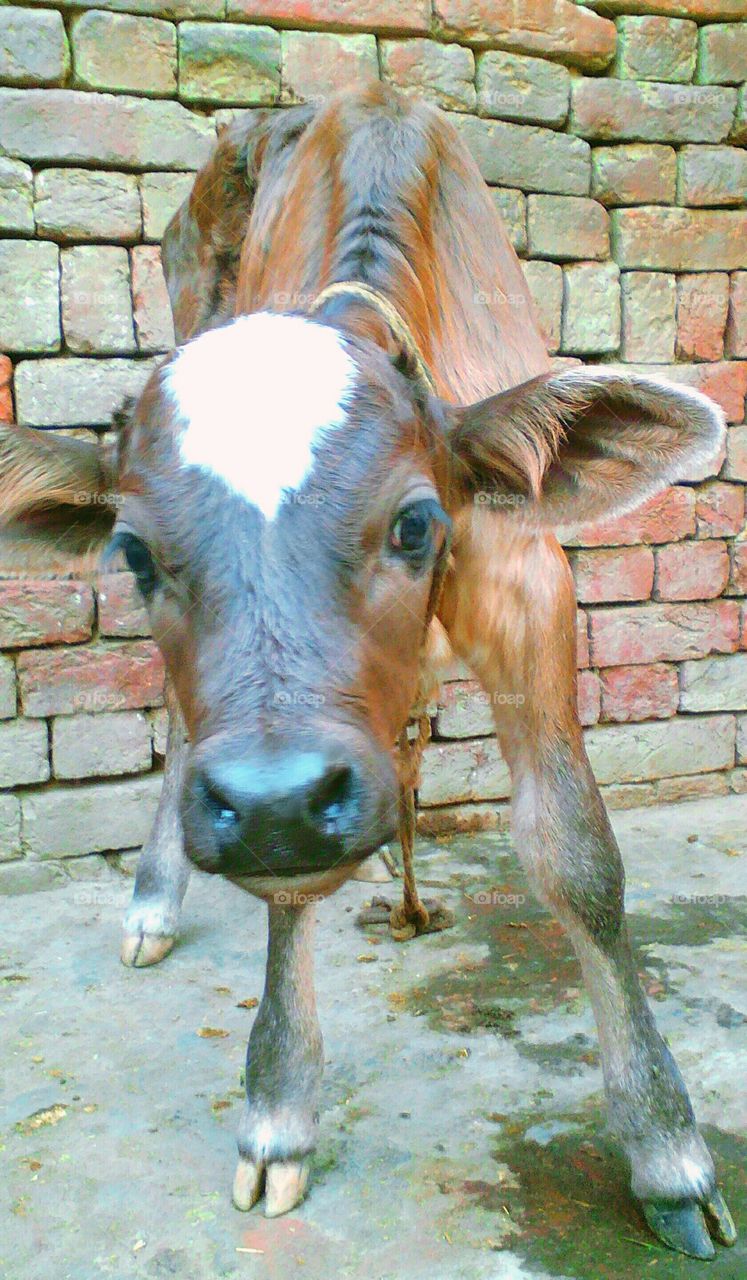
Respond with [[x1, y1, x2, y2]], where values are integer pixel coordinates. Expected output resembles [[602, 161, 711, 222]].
[[572, 80, 737, 144], [677, 144, 747, 207], [17, 641, 165, 716], [726, 272, 747, 359], [567, 485, 695, 548], [0, 89, 214, 170], [226, 0, 429, 34], [615, 15, 696, 83], [151, 706, 168, 756], [577, 609, 590, 667], [616, 360, 747, 424], [453, 114, 591, 195], [657, 772, 731, 804], [591, 144, 676, 207], [675, 272, 729, 362], [0, 579, 94, 648], [730, 543, 747, 595], [724, 426, 747, 482], [435, 680, 494, 739], [586, 712, 735, 784], [612, 207, 747, 271], [522, 260, 562, 353], [96, 572, 150, 638], [281, 31, 378, 102], [577, 668, 601, 725], [570, 546, 654, 603], [527, 195, 609, 261], [655, 539, 729, 601], [381, 39, 476, 114], [620, 271, 676, 362], [590, 600, 740, 666], [434, 0, 615, 70], [420, 737, 510, 806], [546, 1, 747, 18], [417, 802, 507, 837], [52, 709, 152, 780], [600, 663, 679, 722], [131, 244, 174, 353], [695, 480, 745, 538], [0, 354, 12, 422], [697, 22, 747, 86]]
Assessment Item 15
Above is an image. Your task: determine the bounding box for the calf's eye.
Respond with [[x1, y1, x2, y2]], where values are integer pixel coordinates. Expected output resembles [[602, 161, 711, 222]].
[[391, 507, 430, 553], [388, 498, 450, 567], [108, 531, 158, 599]]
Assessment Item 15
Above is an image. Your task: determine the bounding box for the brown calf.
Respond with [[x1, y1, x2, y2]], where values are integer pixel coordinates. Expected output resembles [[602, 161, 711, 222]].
[[0, 86, 735, 1257]]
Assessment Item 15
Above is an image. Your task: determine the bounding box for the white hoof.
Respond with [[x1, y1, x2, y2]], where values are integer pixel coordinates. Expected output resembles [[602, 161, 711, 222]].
[[352, 850, 394, 883], [121, 901, 179, 967], [120, 932, 175, 967], [232, 1157, 309, 1217]]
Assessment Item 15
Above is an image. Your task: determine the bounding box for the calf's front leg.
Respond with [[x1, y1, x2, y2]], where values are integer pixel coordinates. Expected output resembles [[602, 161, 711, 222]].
[[441, 520, 736, 1260], [233, 901, 323, 1217], [121, 683, 191, 967]]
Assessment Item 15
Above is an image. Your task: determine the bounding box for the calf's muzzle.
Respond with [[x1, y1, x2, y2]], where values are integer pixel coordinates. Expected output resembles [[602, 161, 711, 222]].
[[181, 740, 397, 880]]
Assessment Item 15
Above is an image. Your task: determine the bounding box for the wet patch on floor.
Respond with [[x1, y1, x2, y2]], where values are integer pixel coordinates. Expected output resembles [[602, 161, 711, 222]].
[[395, 829, 747, 1035], [495, 1121, 747, 1280], [390, 827, 747, 1274]]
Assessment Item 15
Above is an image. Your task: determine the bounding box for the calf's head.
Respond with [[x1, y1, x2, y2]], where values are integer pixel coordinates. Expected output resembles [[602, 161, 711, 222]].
[[0, 313, 724, 896]]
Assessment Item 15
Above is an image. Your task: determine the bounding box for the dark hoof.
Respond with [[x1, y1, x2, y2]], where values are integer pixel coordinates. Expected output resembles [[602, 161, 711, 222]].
[[704, 1189, 738, 1247], [642, 1199, 716, 1260]]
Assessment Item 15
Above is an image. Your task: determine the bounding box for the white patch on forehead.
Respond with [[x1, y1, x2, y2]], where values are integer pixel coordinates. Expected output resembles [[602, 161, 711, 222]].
[[166, 312, 357, 519]]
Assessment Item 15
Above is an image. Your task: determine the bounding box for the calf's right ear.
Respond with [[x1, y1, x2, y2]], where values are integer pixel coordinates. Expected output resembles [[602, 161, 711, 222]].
[[0, 423, 119, 573], [446, 367, 726, 536]]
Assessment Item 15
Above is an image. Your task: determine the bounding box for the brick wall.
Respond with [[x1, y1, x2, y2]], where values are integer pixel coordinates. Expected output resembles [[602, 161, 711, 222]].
[[0, 0, 745, 886]]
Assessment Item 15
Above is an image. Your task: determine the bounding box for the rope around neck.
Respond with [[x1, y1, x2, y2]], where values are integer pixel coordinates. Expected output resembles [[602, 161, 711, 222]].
[[310, 280, 437, 395]]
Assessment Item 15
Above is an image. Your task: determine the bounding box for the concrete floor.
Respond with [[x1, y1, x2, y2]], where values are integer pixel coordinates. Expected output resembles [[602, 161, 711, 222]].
[[2, 794, 746, 1280]]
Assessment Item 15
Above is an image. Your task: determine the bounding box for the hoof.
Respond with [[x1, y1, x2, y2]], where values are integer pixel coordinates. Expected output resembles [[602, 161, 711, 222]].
[[120, 932, 175, 968], [233, 1157, 309, 1217], [642, 1189, 737, 1260], [351, 851, 394, 884], [704, 1189, 738, 1247]]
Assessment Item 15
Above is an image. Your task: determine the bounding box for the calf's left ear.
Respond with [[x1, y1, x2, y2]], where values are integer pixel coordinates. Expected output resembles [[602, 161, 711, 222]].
[[447, 367, 725, 534], [0, 423, 119, 573]]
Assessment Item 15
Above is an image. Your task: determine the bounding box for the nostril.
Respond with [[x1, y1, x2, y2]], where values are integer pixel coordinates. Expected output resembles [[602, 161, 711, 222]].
[[306, 764, 354, 834], [201, 778, 240, 835]]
